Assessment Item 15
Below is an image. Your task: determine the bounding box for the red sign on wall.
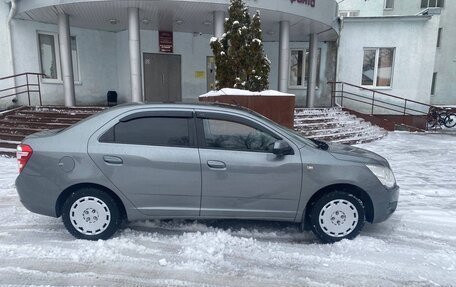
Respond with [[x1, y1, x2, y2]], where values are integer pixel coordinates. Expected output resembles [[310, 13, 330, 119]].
[[290, 0, 316, 8], [159, 31, 173, 53]]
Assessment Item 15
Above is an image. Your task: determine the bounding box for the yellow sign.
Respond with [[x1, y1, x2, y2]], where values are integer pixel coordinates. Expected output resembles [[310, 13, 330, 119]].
[[195, 71, 205, 78]]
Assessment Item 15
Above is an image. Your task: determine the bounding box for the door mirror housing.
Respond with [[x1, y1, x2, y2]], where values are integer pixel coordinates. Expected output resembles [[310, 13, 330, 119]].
[[273, 140, 294, 156]]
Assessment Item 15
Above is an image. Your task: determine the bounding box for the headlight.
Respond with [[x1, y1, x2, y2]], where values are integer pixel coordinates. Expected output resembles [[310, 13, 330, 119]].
[[366, 164, 396, 189]]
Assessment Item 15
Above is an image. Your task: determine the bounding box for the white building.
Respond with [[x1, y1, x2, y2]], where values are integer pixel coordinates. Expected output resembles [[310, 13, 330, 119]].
[[0, 0, 339, 110], [0, 0, 454, 113], [337, 0, 455, 110]]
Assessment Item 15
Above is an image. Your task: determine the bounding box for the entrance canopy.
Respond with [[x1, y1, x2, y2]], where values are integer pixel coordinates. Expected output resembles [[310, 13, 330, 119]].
[[15, 0, 339, 41]]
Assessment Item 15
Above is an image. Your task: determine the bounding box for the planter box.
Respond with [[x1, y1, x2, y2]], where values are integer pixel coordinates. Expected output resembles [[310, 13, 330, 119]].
[[199, 90, 295, 128]]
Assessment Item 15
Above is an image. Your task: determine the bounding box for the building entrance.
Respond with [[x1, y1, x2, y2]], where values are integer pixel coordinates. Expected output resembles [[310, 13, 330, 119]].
[[143, 53, 182, 102]]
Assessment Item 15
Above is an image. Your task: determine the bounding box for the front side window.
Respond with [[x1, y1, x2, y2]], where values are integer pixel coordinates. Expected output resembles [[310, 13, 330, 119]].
[[38, 32, 80, 82], [202, 119, 277, 152], [421, 0, 444, 8], [362, 48, 395, 87], [289, 48, 321, 88], [100, 117, 191, 147]]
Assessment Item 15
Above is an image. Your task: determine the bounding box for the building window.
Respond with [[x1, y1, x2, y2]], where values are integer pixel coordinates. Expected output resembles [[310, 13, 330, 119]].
[[421, 0, 444, 8], [289, 48, 321, 88], [71, 36, 80, 82], [431, 72, 437, 95], [384, 0, 394, 10], [38, 33, 60, 80], [437, 28, 442, 47], [338, 10, 360, 17], [361, 48, 395, 87], [38, 32, 80, 82]]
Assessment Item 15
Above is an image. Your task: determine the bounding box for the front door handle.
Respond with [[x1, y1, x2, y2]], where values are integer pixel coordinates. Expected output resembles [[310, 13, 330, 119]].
[[103, 155, 123, 165], [207, 160, 226, 169]]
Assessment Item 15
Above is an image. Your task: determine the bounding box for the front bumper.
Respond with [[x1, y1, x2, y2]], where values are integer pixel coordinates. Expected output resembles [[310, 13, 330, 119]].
[[371, 184, 399, 223]]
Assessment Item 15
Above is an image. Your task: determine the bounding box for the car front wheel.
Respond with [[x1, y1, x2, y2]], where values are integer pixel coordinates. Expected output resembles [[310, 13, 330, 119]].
[[62, 188, 122, 240], [310, 191, 365, 243]]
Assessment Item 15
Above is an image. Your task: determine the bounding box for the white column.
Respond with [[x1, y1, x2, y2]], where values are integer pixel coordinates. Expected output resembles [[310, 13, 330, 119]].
[[58, 13, 75, 107], [278, 21, 290, 93], [213, 11, 224, 38], [306, 33, 318, 108], [128, 7, 142, 102]]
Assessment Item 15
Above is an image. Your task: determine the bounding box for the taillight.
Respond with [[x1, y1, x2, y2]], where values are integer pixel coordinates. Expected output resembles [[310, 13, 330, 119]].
[[17, 144, 33, 173]]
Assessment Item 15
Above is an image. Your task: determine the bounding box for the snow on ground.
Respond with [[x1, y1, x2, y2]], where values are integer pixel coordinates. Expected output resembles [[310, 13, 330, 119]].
[[1, 132, 456, 286]]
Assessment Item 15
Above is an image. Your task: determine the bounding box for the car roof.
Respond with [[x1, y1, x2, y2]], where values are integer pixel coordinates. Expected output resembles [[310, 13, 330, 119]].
[[113, 101, 256, 114]]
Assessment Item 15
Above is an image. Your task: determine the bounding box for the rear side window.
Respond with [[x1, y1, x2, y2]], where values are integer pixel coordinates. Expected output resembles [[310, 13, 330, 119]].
[[100, 117, 192, 147]]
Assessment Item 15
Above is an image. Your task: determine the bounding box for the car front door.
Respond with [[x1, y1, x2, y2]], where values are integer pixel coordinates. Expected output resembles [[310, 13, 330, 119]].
[[196, 111, 302, 220], [88, 109, 201, 217]]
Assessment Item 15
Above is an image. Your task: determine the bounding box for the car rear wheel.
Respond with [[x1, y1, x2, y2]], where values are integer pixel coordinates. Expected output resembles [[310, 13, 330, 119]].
[[309, 191, 365, 243], [62, 188, 122, 240]]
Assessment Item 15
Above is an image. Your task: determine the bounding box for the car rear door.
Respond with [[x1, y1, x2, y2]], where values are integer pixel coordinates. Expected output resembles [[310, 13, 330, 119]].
[[87, 109, 201, 217], [196, 111, 302, 220]]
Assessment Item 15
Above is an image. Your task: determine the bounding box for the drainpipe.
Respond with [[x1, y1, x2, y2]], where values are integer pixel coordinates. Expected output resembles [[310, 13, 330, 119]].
[[6, 0, 17, 101]]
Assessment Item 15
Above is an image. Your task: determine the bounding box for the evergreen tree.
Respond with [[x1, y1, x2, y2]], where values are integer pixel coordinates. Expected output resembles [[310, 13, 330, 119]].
[[210, 0, 270, 91]]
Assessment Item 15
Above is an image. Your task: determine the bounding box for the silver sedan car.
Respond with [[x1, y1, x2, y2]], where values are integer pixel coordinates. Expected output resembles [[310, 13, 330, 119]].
[[15, 103, 399, 243]]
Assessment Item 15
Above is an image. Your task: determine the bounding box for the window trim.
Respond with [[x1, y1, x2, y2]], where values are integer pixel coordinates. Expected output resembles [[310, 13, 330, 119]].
[[288, 48, 321, 90], [99, 113, 197, 148], [384, 0, 394, 10], [195, 111, 283, 154], [37, 31, 62, 83], [289, 49, 307, 89], [431, 72, 437, 96], [421, 0, 444, 8], [37, 31, 81, 84], [437, 27, 443, 48], [361, 47, 395, 89], [70, 36, 81, 84], [338, 10, 360, 17]]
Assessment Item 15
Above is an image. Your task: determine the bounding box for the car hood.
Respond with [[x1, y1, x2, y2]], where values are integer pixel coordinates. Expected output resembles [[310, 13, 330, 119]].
[[327, 142, 390, 167]]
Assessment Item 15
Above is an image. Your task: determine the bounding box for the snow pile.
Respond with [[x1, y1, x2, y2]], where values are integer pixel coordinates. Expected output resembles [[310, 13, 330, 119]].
[[199, 88, 294, 98], [1, 133, 456, 285]]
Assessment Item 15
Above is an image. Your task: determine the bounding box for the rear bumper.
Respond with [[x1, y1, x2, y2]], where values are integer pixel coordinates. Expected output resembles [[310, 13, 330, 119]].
[[371, 185, 399, 223], [15, 173, 59, 218]]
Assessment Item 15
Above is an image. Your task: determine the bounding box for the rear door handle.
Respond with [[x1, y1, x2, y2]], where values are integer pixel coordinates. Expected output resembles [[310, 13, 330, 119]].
[[207, 160, 226, 169], [103, 155, 123, 165]]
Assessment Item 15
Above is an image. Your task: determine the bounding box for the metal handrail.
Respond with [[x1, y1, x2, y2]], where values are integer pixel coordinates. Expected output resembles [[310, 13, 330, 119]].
[[328, 81, 434, 131], [0, 72, 44, 106]]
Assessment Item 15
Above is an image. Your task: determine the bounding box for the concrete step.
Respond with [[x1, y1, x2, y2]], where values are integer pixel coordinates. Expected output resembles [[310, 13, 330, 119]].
[[0, 119, 71, 129], [0, 106, 104, 156], [0, 140, 20, 149], [294, 120, 360, 128], [17, 110, 90, 119], [297, 124, 372, 136], [0, 132, 27, 142], [5, 114, 81, 124], [294, 107, 386, 144], [0, 125, 43, 135]]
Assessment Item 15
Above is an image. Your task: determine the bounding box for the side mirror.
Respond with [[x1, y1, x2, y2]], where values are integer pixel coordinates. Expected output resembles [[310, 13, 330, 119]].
[[273, 140, 294, 156]]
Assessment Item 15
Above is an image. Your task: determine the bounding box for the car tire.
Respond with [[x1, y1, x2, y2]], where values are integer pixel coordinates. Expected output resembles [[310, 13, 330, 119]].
[[62, 188, 122, 240], [309, 191, 365, 243]]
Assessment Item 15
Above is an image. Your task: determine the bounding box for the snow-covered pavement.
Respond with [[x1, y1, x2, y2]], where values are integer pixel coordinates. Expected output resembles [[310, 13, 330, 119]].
[[1, 132, 455, 286]]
